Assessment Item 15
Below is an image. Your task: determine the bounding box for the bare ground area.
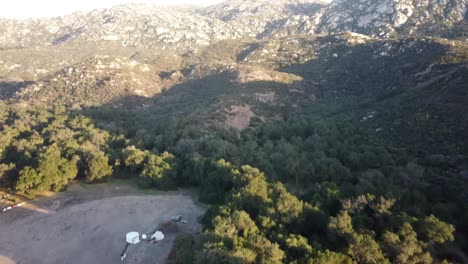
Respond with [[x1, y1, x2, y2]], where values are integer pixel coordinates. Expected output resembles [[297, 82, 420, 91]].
[[0, 182, 206, 264]]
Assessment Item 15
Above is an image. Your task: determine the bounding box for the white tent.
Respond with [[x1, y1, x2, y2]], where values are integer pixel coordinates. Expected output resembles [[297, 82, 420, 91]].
[[151, 231, 164, 241], [126, 232, 141, 244]]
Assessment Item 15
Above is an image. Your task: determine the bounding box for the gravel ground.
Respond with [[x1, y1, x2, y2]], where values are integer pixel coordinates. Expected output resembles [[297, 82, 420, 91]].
[[0, 183, 205, 264]]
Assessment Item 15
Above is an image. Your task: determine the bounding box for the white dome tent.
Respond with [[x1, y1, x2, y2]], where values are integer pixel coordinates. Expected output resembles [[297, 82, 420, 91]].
[[151, 231, 164, 241]]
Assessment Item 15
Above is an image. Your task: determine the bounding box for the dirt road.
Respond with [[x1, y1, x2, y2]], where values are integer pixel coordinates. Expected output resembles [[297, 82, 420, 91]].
[[0, 182, 205, 264]]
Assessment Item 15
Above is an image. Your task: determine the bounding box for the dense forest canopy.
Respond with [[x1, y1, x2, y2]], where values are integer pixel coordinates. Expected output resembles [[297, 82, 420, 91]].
[[0, 96, 466, 263]]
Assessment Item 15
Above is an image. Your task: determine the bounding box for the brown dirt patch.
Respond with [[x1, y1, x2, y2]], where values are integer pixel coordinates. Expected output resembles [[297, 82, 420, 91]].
[[224, 104, 256, 130], [0, 183, 205, 264]]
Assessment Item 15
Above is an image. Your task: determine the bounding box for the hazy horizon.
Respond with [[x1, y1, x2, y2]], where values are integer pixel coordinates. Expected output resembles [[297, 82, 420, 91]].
[[1, 0, 335, 19], [0, 0, 224, 19]]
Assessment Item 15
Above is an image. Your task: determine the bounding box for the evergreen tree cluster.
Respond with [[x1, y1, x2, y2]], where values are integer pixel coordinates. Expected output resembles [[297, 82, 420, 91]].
[[0, 101, 465, 263]]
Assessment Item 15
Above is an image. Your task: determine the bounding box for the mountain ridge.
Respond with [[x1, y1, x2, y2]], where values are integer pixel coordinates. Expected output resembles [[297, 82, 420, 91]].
[[0, 0, 466, 51]]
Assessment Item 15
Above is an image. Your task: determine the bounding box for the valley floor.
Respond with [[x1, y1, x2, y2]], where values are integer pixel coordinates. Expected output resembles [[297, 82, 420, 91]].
[[0, 182, 205, 264]]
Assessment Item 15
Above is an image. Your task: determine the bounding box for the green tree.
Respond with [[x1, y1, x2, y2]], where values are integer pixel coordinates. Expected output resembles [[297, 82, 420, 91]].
[[382, 222, 432, 264], [213, 210, 259, 239], [231, 176, 270, 218], [329, 210, 354, 236], [199, 159, 240, 203], [15, 166, 41, 193], [348, 234, 389, 264], [310, 250, 352, 264], [122, 145, 149, 172], [284, 234, 313, 261], [270, 182, 304, 225], [83, 151, 113, 182], [15, 145, 79, 192], [417, 215, 455, 246], [140, 152, 177, 189]]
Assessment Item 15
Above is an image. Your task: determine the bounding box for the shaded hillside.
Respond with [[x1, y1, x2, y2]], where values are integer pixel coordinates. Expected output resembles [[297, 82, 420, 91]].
[[72, 36, 468, 159]]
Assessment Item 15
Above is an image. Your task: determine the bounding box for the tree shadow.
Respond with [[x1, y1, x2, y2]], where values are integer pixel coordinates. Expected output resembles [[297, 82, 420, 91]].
[[79, 36, 467, 155], [277, 36, 468, 152], [52, 27, 84, 45], [83, 70, 309, 143], [280, 35, 449, 99], [236, 43, 261, 62], [0, 81, 34, 100]]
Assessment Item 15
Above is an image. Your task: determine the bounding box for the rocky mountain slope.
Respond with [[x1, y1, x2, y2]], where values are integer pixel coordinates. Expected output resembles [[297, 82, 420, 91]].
[[0, 0, 466, 51], [14, 56, 164, 107], [0, 0, 466, 135], [318, 0, 467, 37], [203, 0, 326, 36], [0, 1, 323, 51], [0, 4, 238, 51]]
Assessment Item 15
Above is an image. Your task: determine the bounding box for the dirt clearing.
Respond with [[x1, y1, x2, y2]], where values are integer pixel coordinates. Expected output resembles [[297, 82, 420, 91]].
[[0, 183, 205, 264]]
